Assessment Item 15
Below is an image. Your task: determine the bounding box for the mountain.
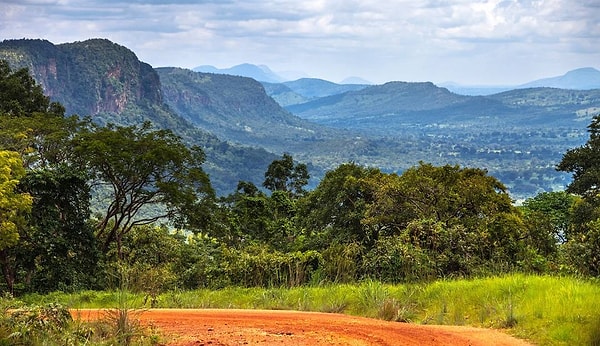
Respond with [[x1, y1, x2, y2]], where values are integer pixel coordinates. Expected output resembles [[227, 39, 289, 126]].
[[442, 67, 600, 95], [287, 81, 471, 121], [193, 63, 285, 83], [0, 38, 277, 194], [282, 78, 370, 99], [156, 67, 328, 153], [262, 78, 370, 107], [340, 76, 372, 85], [0, 38, 162, 118], [155, 67, 398, 178], [260, 82, 309, 107], [438, 82, 513, 96], [519, 67, 600, 90]]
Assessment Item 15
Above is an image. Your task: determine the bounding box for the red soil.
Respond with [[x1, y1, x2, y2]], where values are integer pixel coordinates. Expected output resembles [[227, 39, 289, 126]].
[[72, 308, 532, 346]]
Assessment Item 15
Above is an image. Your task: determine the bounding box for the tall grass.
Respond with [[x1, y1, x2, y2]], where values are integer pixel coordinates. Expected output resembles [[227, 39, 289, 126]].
[[19, 274, 600, 345]]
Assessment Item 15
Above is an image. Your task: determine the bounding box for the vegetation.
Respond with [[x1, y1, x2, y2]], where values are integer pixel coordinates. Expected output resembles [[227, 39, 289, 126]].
[[1, 56, 600, 344], [11, 274, 600, 346]]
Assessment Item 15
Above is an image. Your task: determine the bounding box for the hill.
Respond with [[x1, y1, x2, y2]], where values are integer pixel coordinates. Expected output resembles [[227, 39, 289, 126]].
[[263, 78, 370, 107], [519, 67, 600, 90], [0, 38, 277, 195], [157, 67, 323, 152]]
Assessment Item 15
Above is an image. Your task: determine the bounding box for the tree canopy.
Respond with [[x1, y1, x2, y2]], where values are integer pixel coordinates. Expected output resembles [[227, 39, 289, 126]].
[[0, 151, 31, 251], [73, 121, 214, 255]]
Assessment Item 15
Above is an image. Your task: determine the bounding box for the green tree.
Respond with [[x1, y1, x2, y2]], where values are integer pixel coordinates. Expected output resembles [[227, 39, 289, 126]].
[[557, 114, 600, 275], [263, 153, 309, 197], [0, 150, 32, 292], [16, 168, 98, 292], [0, 60, 79, 169], [557, 114, 600, 198], [0, 151, 31, 251], [0, 60, 61, 118], [521, 191, 576, 242], [363, 163, 532, 277], [298, 162, 382, 249], [0, 61, 96, 293], [73, 121, 215, 256], [364, 163, 514, 233]]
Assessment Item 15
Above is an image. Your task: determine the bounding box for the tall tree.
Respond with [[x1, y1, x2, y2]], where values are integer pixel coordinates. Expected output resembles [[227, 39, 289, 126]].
[[16, 168, 98, 292], [557, 113, 600, 275], [298, 162, 382, 248], [263, 153, 309, 197], [557, 114, 600, 199], [0, 151, 31, 251], [0, 151, 32, 293], [73, 121, 215, 256], [0, 61, 93, 293]]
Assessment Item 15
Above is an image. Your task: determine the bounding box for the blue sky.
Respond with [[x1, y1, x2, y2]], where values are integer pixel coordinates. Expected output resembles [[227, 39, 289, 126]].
[[1, 0, 598, 85]]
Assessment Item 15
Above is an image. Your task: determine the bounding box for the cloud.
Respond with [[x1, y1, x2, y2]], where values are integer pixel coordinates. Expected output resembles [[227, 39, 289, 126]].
[[0, 0, 598, 84]]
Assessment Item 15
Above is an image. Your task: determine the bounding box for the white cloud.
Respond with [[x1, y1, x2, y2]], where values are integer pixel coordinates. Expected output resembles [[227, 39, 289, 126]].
[[0, 0, 598, 84]]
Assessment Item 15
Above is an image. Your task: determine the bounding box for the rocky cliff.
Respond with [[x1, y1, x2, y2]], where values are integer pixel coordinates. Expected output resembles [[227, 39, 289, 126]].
[[0, 38, 161, 117]]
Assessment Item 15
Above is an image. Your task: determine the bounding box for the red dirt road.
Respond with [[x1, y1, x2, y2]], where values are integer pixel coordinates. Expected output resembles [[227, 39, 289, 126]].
[[72, 309, 532, 346]]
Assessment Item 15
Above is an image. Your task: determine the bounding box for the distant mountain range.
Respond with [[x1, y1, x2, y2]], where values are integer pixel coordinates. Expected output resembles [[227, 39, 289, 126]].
[[197, 63, 600, 97], [440, 67, 600, 95], [2, 38, 599, 199], [193, 63, 285, 83]]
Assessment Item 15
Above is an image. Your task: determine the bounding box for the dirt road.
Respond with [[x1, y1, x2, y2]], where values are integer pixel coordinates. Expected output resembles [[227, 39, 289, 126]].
[[72, 309, 532, 345]]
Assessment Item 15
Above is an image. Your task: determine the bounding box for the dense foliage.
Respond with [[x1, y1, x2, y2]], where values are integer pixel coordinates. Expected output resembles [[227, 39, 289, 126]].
[[0, 61, 599, 297]]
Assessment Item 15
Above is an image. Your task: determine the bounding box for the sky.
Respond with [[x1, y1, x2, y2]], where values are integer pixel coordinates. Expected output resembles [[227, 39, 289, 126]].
[[1, 0, 599, 85]]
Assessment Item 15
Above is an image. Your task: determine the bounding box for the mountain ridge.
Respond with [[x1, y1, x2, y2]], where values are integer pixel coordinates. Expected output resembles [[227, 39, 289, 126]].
[[441, 67, 600, 95], [0, 38, 278, 194]]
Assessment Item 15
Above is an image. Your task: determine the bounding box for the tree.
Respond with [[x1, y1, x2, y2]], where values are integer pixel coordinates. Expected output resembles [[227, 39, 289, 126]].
[[557, 114, 600, 198], [263, 153, 309, 197], [16, 168, 98, 292], [363, 163, 533, 276], [0, 150, 32, 292], [298, 162, 382, 248], [0, 60, 59, 118], [0, 61, 98, 293], [0, 151, 31, 251], [0, 60, 78, 169], [521, 191, 577, 242], [364, 163, 514, 234], [557, 114, 600, 276], [73, 121, 215, 256]]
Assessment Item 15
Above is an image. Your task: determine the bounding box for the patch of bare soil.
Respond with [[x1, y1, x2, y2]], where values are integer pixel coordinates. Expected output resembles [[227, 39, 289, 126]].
[[72, 309, 532, 346]]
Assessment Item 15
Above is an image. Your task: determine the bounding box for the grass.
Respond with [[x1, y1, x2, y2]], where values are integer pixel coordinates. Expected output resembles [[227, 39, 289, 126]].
[[14, 273, 600, 345]]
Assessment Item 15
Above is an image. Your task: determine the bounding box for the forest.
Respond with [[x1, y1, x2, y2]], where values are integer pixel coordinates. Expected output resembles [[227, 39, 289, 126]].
[[1, 60, 600, 300]]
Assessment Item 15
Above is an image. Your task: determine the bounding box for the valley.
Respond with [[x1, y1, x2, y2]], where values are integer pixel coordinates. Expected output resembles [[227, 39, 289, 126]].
[[1, 38, 598, 200]]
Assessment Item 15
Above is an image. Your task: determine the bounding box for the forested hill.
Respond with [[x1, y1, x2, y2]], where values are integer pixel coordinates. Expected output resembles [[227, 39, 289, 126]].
[[286, 81, 472, 121], [156, 67, 329, 152], [0, 38, 161, 117], [0, 38, 277, 194]]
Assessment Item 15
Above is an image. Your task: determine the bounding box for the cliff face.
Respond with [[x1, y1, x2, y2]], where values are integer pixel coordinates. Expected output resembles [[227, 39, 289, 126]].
[[0, 38, 279, 195], [0, 38, 162, 117]]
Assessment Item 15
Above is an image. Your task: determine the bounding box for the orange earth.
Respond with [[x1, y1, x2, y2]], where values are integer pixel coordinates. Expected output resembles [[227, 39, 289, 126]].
[[72, 309, 533, 346]]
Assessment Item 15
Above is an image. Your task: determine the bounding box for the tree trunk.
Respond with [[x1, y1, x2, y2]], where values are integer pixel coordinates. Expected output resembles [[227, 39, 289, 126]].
[[0, 249, 15, 294]]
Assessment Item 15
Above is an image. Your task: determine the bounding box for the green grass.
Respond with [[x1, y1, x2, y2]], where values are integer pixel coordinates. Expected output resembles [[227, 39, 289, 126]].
[[16, 274, 600, 345]]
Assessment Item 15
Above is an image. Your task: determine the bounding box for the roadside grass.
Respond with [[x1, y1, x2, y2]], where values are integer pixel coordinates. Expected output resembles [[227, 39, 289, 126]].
[[13, 274, 600, 345]]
